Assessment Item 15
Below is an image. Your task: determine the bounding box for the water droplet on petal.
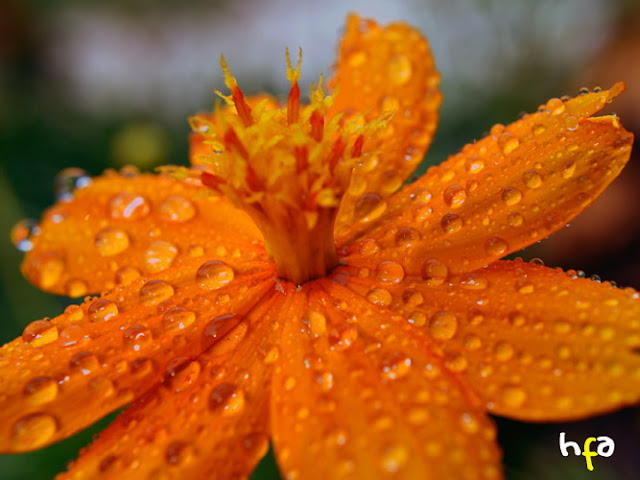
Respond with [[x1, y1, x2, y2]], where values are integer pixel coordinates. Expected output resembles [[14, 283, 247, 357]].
[[23, 377, 58, 406], [144, 241, 178, 273], [522, 170, 542, 189], [421, 259, 448, 285], [546, 98, 565, 115], [441, 213, 462, 233], [158, 195, 196, 222], [95, 227, 130, 256], [375, 261, 405, 284], [388, 55, 412, 86], [209, 384, 245, 416], [54, 168, 91, 202], [166, 441, 195, 466], [163, 307, 196, 332], [501, 187, 522, 206], [500, 385, 527, 407], [402, 288, 423, 306], [196, 261, 234, 290], [562, 161, 576, 179], [428, 311, 458, 340], [498, 132, 519, 154], [484, 237, 508, 256], [109, 192, 150, 219], [123, 325, 153, 351], [115, 266, 141, 286], [443, 185, 466, 208], [58, 325, 89, 347], [12, 413, 57, 450], [359, 239, 379, 256], [22, 320, 59, 347], [202, 314, 239, 349], [380, 444, 408, 473], [31, 253, 65, 289], [493, 341, 515, 361], [165, 359, 201, 393], [354, 194, 387, 222], [65, 279, 88, 297], [308, 311, 327, 337], [89, 377, 115, 398], [140, 280, 174, 306], [366, 288, 392, 307], [88, 299, 118, 322], [11, 219, 40, 252], [381, 353, 411, 380], [70, 351, 100, 375]]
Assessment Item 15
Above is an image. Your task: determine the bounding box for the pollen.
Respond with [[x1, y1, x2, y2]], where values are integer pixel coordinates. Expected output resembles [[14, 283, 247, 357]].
[[190, 52, 388, 284]]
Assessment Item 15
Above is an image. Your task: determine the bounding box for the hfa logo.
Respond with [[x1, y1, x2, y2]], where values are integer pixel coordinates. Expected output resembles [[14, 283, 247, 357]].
[[559, 432, 615, 471]]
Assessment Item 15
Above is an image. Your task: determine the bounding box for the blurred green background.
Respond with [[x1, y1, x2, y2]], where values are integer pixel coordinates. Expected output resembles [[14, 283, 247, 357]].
[[1, 0, 640, 478]]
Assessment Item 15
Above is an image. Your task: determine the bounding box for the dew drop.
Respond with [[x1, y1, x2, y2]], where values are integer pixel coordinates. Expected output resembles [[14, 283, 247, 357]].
[[89, 377, 115, 398], [131, 357, 154, 377], [354, 193, 387, 222], [484, 237, 508, 256], [407, 311, 427, 327], [202, 314, 239, 349], [115, 266, 141, 286], [11, 413, 57, 451], [381, 353, 412, 380], [366, 288, 392, 307], [65, 279, 88, 298], [428, 311, 458, 340], [165, 359, 201, 393], [22, 320, 59, 347], [140, 280, 174, 306], [163, 307, 196, 332], [402, 288, 423, 306], [210, 384, 245, 416], [507, 212, 523, 227], [123, 325, 153, 352], [441, 213, 462, 233], [95, 227, 130, 256], [421, 259, 448, 285], [394, 227, 421, 248], [501, 187, 522, 206], [23, 377, 58, 406], [31, 253, 65, 289], [88, 299, 118, 322], [144, 240, 178, 273], [380, 444, 408, 473], [157, 195, 196, 222], [522, 170, 542, 189], [11, 219, 40, 252], [359, 239, 379, 256], [546, 98, 565, 115], [443, 185, 466, 208], [465, 156, 484, 173], [166, 441, 195, 466], [70, 351, 100, 375], [308, 311, 327, 337], [58, 325, 89, 347], [387, 55, 412, 86], [109, 192, 150, 220], [196, 260, 235, 290], [498, 132, 520, 154], [562, 161, 576, 179], [54, 168, 91, 202], [375, 261, 405, 284], [493, 341, 515, 361]]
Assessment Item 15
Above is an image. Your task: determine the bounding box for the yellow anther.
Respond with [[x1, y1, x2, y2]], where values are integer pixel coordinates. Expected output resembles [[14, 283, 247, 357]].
[[220, 54, 238, 90], [286, 47, 303, 85]]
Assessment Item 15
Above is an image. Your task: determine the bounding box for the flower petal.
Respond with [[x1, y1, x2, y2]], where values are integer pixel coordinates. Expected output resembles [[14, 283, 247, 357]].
[[343, 84, 634, 272], [56, 288, 282, 480], [0, 256, 275, 452], [271, 279, 502, 480], [340, 260, 640, 421], [21, 172, 263, 296], [331, 14, 441, 240]]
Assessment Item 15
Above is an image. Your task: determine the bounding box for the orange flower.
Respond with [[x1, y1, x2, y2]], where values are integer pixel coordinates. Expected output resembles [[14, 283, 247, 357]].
[[2, 13, 639, 479]]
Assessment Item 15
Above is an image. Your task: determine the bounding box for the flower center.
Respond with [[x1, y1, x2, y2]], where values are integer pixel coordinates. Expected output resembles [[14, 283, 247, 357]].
[[191, 51, 386, 284]]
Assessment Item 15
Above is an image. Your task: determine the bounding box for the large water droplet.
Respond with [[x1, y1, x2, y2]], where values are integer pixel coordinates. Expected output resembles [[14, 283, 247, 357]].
[[381, 353, 412, 380], [11, 413, 58, 450], [443, 185, 466, 208], [395, 227, 421, 248], [123, 324, 152, 351], [165, 358, 201, 393], [500, 385, 527, 407], [196, 261, 234, 290], [375, 261, 405, 284], [366, 288, 392, 307], [144, 241, 178, 273], [54, 168, 91, 202], [23, 377, 58, 406], [380, 444, 408, 473], [202, 314, 239, 349], [522, 170, 542, 189], [11, 219, 40, 252], [95, 227, 130, 256], [501, 187, 522, 206], [421, 259, 448, 285], [70, 351, 100, 375], [484, 237, 508, 256], [140, 280, 174, 306], [498, 132, 520, 154], [388, 55, 412, 86], [163, 307, 196, 332], [115, 266, 141, 286], [441, 213, 462, 233], [428, 311, 458, 340], [22, 320, 58, 347], [165, 441, 195, 466], [88, 299, 118, 322], [158, 195, 197, 222], [209, 384, 245, 416], [354, 194, 387, 222], [109, 192, 150, 219]]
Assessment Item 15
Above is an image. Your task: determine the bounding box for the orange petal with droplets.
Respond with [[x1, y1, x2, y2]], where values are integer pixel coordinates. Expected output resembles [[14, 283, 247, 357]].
[[0, 256, 275, 452], [21, 172, 264, 296], [340, 259, 640, 421], [56, 288, 283, 480], [270, 280, 502, 480], [343, 84, 633, 271], [331, 14, 441, 241], [190, 94, 281, 167]]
